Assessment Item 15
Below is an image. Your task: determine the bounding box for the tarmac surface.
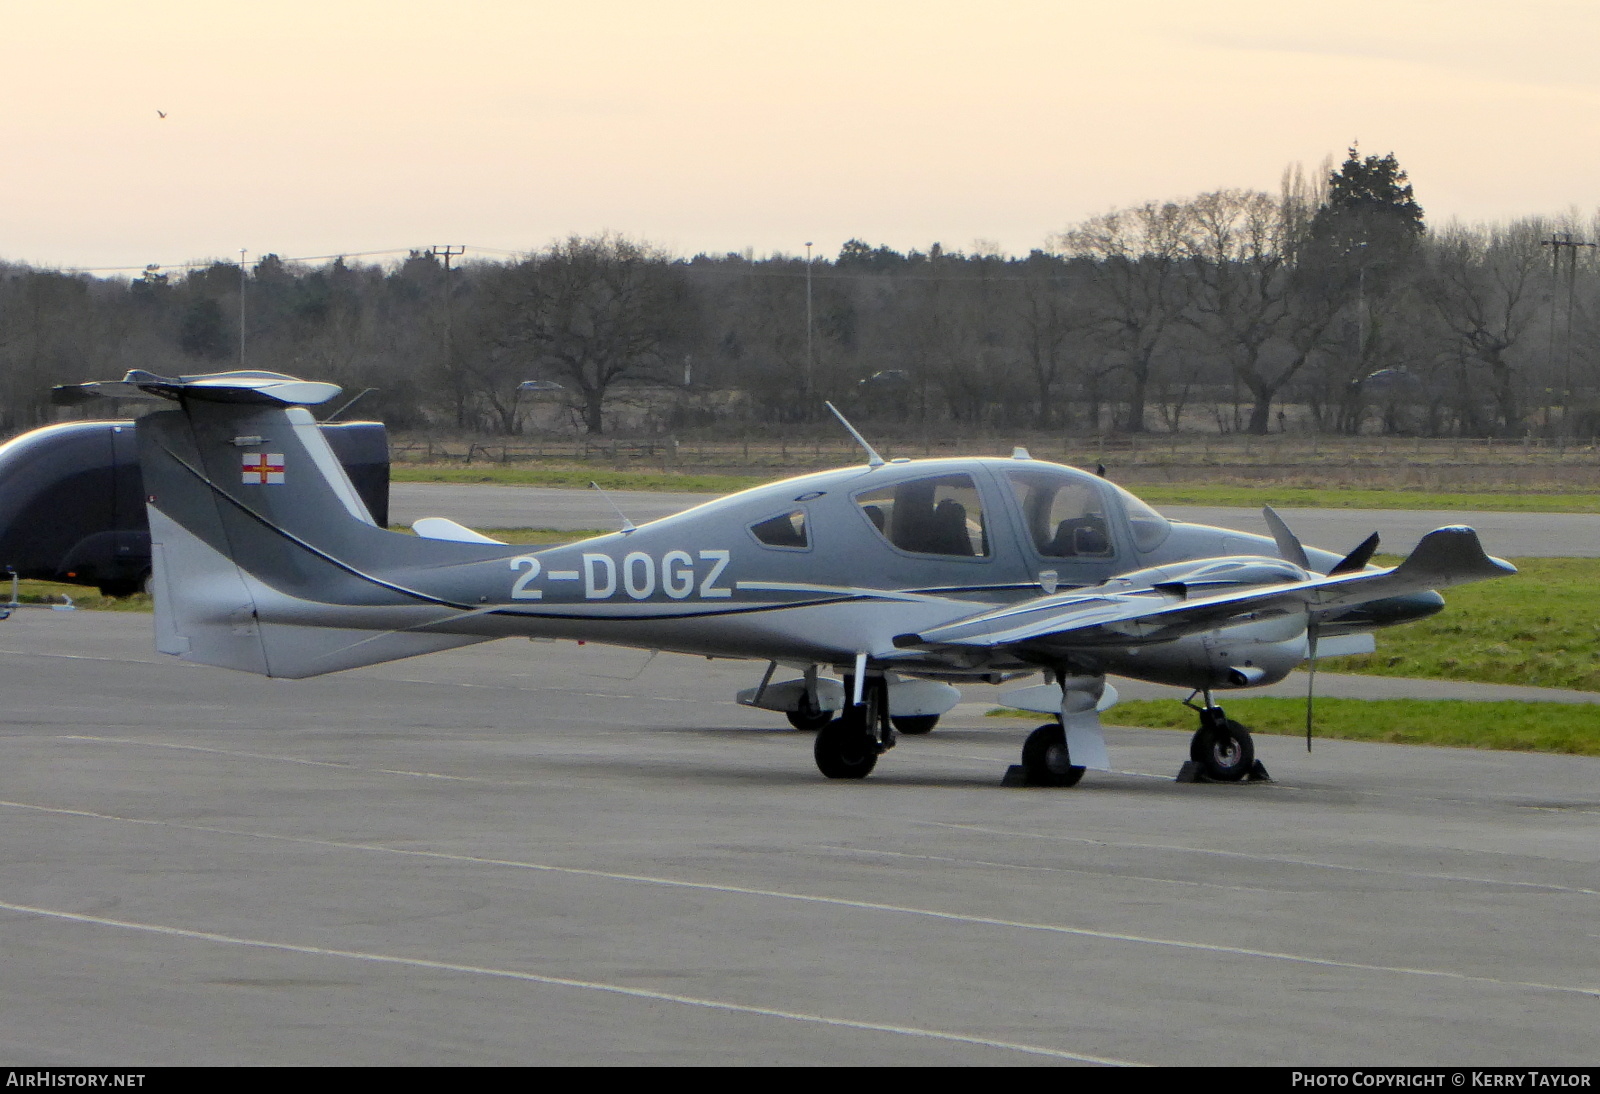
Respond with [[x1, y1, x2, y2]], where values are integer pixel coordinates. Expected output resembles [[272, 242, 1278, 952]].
[[390, 483, 1600, 557], [1, 611, 1596, 1066]]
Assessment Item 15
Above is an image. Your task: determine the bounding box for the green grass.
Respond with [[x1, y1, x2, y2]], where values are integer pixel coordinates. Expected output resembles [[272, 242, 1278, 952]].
[[1082, 697, 1600, 756], [1337, 557, 1600, 691], [391, 464, 1600, 512], [391, 465, 767, 493], [7, 580, 151, 612], [17, 545, 1598, 708], [1132, 485, 1600, 513]]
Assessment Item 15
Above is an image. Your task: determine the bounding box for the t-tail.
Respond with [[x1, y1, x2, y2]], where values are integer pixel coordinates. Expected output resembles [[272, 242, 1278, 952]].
[[56, 370, 508, 678]]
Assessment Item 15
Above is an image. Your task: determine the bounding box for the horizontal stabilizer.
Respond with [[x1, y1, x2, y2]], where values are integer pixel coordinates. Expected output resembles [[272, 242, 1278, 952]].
[[412, 517, 507, 545], [54, 369, 341, 407]]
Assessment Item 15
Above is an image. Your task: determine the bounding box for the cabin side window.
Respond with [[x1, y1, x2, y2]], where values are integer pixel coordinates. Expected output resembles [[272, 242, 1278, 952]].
[[1006, 470, 1115, 558], [854, 473, 989, 558], [749, 509, 809, 549]]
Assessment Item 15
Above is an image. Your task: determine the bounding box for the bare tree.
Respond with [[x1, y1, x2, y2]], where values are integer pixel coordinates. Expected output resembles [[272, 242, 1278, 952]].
[[1054, 201, 1191, 432], [482, 236, 691, 435], [1185, 187, 1340, 434], [1421, 221, 1545, 436]]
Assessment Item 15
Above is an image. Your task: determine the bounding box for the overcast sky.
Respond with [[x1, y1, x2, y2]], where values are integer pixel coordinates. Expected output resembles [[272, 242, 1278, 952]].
[[3, 0, 1595, 272]]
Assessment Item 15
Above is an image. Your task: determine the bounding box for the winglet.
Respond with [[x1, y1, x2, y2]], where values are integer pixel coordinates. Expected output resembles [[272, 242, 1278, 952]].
[[1389, 526, 1517, 587]]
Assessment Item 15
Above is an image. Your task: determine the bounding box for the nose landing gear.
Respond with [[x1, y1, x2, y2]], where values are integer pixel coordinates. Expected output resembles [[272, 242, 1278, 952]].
[[1181, 696, 1267, 783], [814, 675, 896, 779]]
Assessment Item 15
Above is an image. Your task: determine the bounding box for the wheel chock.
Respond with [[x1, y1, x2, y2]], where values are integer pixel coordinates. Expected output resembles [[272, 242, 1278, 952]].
[[1175, 759, 1273, 784], [1001, 765, 1030, 787]]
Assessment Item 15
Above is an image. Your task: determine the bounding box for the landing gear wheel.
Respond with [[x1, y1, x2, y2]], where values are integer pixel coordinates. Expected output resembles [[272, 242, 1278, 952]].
[[814, 718, 879, 779], [786, 693, 833, 731], [1020, 723, 1085, 787], [890, 715, 939, 735], [1190, 719, 1255, 782]]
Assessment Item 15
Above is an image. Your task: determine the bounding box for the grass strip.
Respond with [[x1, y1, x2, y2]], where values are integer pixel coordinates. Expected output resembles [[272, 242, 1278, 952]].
[[7, 581, 151, 612], [391, 466, 766, 493], [1341, 557, 1600, 692], [392, 464, 1600, 512], [1132, 485, 1600, 513], [17, 551, 1600, 697], [1073, 697, 1600, 756]]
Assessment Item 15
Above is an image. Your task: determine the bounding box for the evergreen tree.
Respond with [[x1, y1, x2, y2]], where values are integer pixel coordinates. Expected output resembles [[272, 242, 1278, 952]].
[[1310, 145, 1425, 273]]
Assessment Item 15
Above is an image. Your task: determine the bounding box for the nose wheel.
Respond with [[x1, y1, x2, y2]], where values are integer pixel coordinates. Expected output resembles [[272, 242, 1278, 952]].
[[1186, 703, 1257, 782], [814, 675, 894, 779]]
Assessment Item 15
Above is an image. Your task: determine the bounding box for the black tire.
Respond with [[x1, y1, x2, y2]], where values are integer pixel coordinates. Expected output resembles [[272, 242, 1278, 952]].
[[814, 718, 878, 779], [1191, 719, 1255, 782], [1020, 723, 1085, 787], [96, 578, 144, 599], [891, 714, 939, 735], [786, 693, 833, 731]]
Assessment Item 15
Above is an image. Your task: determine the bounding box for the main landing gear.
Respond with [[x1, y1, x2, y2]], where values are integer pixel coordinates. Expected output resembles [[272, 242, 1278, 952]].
[[1019, 721, 1085, 787], [1182, 697, 1260, 783], [814, 676, 896, 779]]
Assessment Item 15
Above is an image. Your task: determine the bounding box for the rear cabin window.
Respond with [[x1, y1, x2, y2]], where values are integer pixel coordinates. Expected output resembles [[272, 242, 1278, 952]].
[[854, 473, 989, 557], [1006, 469, 1115, 558], [750, 510, 809, 548]]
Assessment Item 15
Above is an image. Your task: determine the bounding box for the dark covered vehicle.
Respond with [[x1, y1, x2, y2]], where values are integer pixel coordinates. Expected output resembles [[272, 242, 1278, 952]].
[[0, 418, 389, 596]]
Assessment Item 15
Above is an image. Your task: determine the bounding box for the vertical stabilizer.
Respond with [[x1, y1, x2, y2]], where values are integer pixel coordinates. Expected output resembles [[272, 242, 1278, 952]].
[[64, 370, 502, 678]]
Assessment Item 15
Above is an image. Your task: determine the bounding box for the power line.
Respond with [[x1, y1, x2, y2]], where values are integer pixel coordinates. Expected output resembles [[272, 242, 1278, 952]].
[[1540, 233, 1597, 418], [51, 246, 436, 275]]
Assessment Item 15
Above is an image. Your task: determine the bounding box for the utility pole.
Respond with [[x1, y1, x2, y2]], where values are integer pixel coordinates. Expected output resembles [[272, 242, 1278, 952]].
[[805, 241, 814, 412], [238, 248, 247, 367], [1540, 233, 1596, 434], [433, 245, 466, 427]]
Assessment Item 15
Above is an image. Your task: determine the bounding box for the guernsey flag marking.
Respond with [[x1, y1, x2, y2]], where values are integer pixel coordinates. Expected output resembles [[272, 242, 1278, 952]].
[[242, 453, 285, 485]]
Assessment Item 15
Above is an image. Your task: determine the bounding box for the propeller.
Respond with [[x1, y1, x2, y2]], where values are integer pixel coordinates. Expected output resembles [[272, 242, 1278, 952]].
[[1260, 507, 1381, 752]]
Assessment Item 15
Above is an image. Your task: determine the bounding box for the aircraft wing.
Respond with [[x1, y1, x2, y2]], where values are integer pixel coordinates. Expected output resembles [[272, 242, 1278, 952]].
[[894, 526, 1515, 652]]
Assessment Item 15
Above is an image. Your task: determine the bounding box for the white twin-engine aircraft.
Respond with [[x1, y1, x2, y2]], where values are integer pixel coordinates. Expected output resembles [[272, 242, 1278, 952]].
[[57, 370, 1515, 786]]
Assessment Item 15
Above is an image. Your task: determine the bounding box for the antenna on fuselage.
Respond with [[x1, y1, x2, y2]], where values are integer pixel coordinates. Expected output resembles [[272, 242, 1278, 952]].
[[823, 401, 885, 469], [589, 481, 637, 534]]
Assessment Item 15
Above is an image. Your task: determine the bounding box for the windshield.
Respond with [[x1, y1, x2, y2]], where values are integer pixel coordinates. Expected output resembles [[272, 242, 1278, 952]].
[[1111, 484, 1172, 552]]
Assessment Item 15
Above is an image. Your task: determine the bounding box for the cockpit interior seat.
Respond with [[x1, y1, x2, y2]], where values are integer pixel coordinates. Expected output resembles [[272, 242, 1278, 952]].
[[928, 499, 974, 556]]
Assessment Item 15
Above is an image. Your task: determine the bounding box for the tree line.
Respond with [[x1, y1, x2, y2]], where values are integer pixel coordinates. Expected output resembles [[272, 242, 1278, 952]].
[[2, 148, 1596, 439]]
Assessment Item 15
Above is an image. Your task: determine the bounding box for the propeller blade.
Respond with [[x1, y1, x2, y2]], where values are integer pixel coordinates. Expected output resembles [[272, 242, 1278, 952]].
[[1305, 622, 1318, 752], [1261, 506, 1310, 570], [1329, 532, 1382, 575]]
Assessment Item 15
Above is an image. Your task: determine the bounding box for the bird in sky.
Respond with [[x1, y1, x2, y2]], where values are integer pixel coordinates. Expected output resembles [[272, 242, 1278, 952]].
[[156, 110, 167, 119]]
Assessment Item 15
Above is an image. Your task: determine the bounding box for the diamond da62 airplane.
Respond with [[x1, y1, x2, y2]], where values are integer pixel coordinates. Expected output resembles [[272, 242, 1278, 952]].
[[56, 369, 1515, 786]]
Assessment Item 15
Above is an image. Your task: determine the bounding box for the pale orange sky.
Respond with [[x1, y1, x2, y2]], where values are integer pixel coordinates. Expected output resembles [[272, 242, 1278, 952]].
[[2, 0, 1596, 271]]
